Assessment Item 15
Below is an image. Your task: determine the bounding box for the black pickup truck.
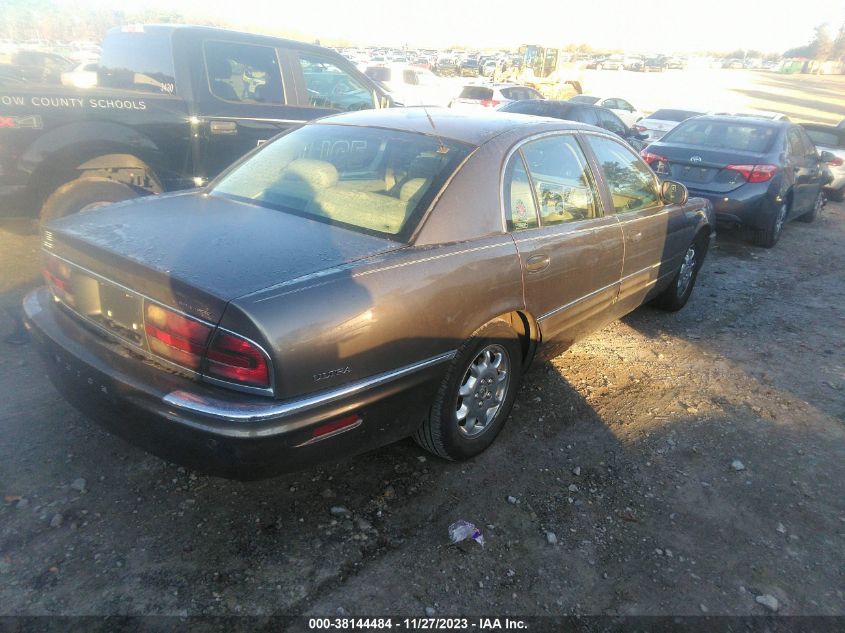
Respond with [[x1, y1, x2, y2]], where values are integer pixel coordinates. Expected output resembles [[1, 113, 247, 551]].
[[0, 25, 392, 220]]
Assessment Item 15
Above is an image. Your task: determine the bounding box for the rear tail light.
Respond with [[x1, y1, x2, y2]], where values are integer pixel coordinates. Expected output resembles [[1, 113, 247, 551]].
[[143, 302, 270, 389], [143, 301, 212, 370], [725, 164, 778, 183], [640, 150, 667, 166], [634, 124, 647, 133], [827, 156, 844, 166], [43, 257, 74, 305], [480, 99, 501, 108], [205, 330, 270, 388]]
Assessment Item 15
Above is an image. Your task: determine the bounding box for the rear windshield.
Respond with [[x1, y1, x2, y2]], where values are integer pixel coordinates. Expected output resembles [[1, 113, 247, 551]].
[[662, 120, 778, 153], [459, 86, 493, 100], [569, 95, 599, 105], [211, 125, 473, 240], [647, 109, 702, 122], [804, 128, 843, 148]]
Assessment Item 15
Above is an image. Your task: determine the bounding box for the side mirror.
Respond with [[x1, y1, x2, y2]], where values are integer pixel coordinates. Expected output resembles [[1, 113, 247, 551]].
[[660, 180, 688, 205], [820, 150, 836, 163]]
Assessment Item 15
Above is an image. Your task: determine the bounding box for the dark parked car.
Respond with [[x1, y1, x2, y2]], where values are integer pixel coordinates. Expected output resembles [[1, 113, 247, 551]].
[[459, 58, 480, 77], [498, 99, 648, 149], [0, 25, 391, 222], [800, 122, 845, 200], [641, 115, 832, 247], [25, 108, 713, 479]]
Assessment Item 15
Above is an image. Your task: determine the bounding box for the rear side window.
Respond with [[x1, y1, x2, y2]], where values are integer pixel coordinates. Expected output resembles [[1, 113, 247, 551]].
[[648, 109, 702, 122], [459, 86, 493, 100], [98, 30, 176, 94], [587, 135, 660, 214], [203, 41, 284, 104], [521, 135, 601, 224], [504, 154, 540, 231], [664, 120, 777, 153]]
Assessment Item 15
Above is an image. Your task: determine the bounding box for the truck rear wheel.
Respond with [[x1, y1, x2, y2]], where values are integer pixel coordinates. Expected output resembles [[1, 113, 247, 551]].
[[40, 177, 141, 223]]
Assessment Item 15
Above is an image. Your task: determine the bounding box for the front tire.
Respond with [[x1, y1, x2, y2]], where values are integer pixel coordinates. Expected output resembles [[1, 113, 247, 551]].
[[652, 234, 707, 311], [798, 190, 824, 223], [753, 200, 788, 248], [40, 177, 141, 223], [414, 320, 522, 461]]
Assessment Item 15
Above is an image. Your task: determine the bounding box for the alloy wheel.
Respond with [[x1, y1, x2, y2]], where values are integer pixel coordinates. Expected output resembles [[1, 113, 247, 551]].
[[455, 345, 510, 438], [676, 244, 697, 297]]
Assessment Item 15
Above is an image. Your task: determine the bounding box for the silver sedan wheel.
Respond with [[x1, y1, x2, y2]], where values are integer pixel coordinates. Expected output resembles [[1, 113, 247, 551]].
[[455, 345, 510, 437], [676, 244, 697, 297]]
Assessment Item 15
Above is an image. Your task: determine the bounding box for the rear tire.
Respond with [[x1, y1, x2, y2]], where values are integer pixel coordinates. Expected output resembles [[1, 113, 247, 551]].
[[753, 200, 788, 248], [798, 190, 824, 223], [827, 186, 845, 202], [414, 320, 522, 461], [651, 233, 707, 311], [40, 177, 141, 224]]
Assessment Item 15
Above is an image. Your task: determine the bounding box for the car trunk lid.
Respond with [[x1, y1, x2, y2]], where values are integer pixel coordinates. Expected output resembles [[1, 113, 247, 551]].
[[648, 145, 769, 193], [44, 191, 404, 324]]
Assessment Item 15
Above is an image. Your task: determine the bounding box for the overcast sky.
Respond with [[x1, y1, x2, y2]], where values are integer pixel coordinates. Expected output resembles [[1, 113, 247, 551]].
[[58, 0, 845, 52]]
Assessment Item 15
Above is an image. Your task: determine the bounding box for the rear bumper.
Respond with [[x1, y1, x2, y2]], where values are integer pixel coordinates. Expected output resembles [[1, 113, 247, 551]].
[[682, 183, 773, 228], [23, 287, 447, 479]]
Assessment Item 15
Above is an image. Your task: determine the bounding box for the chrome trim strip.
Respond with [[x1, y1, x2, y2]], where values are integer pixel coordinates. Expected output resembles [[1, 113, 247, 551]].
[[537, 262, 662, 322], [162, 350, 456, 424], [201, 115, 304, 124], [294, 418, 363, 447]]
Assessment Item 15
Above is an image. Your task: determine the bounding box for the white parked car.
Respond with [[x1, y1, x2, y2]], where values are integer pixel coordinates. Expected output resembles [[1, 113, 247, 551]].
[[633, 108, 704, 142], [568, 95, 643, 127], [364, 64, 449, 106], [449, 84, 544, 110], [60, 62, 98, 89]]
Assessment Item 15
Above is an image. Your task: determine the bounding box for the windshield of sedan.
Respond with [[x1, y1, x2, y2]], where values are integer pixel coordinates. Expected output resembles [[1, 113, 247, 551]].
[[211, 125, 472, 240], [661, 120, 778, 153]]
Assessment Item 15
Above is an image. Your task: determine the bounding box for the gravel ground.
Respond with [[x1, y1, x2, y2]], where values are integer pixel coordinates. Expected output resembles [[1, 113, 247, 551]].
[[0, 202, 843, 618]]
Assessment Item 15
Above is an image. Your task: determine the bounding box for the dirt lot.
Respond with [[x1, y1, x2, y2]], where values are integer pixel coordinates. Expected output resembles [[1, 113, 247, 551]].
[[1, 195, 844, 618], [1, 68, 844, 621]]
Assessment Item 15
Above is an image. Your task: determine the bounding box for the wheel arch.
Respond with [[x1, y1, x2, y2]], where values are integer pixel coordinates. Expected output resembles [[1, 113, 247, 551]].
[[20, 121, 165, 208]]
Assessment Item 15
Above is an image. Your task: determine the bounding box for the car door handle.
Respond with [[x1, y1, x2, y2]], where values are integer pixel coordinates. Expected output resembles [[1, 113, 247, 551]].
[[524, 254, 551, 273]]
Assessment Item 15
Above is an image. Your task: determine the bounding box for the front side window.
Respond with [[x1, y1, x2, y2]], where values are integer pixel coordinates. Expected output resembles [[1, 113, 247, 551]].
[[204, 41, 284, 104], [520, 135, 601, 224], [587, 134, 660, 214], [212, 124, 472, 239], [299, 54, 374, 111], [503, 154, 539, 231]]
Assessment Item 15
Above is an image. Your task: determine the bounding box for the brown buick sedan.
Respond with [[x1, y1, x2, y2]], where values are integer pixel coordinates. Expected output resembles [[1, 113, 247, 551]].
[[24, 108, 714, 479]]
